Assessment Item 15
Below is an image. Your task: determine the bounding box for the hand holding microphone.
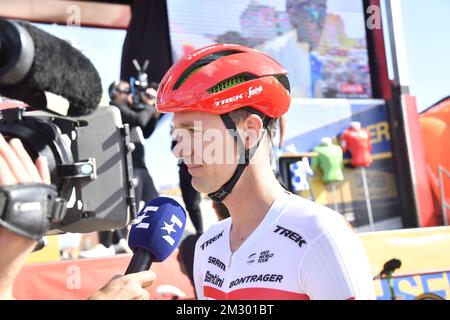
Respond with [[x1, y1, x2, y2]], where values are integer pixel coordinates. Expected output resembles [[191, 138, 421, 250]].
[[89, 271, 156, 300]]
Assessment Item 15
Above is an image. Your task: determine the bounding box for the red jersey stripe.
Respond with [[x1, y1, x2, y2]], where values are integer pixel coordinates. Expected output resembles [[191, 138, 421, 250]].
[[204, 286, 310, 300]]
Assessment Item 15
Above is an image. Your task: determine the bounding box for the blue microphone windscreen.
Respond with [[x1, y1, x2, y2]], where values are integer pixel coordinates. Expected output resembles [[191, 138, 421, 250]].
[[128, 197, 187, 262]]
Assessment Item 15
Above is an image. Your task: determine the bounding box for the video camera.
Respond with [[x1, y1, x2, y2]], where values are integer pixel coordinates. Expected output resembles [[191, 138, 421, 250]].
[[129, 59, 158, 110], [0, 19, 137, 234]]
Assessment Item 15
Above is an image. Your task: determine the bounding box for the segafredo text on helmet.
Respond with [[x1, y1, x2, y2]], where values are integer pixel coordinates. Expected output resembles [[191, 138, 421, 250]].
[[214, 85, 263, 108]]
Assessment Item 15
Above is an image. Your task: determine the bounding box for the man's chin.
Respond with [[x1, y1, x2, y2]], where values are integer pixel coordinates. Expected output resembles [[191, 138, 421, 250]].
[[191, 178, 217, 195], [190, 178, 205, 193]]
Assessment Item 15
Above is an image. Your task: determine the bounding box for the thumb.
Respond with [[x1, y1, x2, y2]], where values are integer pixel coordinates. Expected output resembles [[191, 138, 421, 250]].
[[124, 270, 156, 288]]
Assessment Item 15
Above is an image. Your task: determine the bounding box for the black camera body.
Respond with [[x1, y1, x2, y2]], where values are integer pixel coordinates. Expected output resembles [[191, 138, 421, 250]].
[[130, 74, 148, 110], [0, 19, 139, 235], [0, 106, 137, 233], [129, 59, 159, 110]]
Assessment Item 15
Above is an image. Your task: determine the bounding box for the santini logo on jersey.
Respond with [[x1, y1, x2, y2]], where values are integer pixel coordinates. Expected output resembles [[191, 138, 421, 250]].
[[204, 271, 224, 288], [229, 274, 283, 288], [208, 256, 226, 271], [273, 225, 307, 247], [200, 230, 224, 250]]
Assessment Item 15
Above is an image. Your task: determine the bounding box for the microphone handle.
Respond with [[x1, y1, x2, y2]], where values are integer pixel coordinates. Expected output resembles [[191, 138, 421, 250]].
[[125, 248, 154, 275]]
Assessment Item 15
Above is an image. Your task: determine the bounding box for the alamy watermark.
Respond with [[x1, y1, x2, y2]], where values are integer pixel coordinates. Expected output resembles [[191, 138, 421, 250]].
[[66, 5, 81, 27], [172, 121, 269, 166], [66, 265, 81, 290], [366, 5, 382, 30]]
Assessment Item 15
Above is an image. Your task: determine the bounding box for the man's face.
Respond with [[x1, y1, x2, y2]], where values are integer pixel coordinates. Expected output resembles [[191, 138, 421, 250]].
[[114, 82, 131, 105], [287, 0, 327, 50], [173, 111, 239, 194]]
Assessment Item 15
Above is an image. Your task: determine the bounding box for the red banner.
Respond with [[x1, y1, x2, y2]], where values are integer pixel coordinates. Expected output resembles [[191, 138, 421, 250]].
[[13, 250, 195, 300]]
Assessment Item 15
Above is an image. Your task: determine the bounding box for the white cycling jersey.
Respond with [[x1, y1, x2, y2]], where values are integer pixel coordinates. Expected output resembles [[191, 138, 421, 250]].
[[193, 191, 376, 300]]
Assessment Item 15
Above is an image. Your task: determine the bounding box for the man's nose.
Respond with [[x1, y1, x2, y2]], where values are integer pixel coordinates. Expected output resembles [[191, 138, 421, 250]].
[[172, 139, 192, 161]]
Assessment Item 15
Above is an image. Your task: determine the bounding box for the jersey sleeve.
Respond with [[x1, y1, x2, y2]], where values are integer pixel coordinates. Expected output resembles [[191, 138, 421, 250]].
[[298, 219, 376, 300], [193, 236, 204, 300]]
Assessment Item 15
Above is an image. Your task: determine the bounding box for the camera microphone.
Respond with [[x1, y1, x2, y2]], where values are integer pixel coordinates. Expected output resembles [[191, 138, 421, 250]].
[[0, 19, 102, 116]]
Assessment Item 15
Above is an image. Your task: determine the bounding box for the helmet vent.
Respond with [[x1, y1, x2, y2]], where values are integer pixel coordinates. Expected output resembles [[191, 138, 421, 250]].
[[207, 73, 256, 94], [176, 66, 203, 89], [208, 75, 246, 94], [274, 74, 290, 93], [173, 50, 242, 90]]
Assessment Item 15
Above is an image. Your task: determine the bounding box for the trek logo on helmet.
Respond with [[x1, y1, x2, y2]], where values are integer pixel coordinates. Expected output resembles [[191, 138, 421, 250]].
[[214, 93, 244, 107], [214, 85, 264, 108]]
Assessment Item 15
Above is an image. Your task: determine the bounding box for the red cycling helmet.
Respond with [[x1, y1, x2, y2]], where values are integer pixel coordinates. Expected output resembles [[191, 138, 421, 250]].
[[158, 44, 291, 202], [156, 43, 291, 118]]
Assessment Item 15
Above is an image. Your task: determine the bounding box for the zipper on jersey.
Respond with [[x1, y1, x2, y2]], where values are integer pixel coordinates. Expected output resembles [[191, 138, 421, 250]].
[[228, 252, 233, 269]]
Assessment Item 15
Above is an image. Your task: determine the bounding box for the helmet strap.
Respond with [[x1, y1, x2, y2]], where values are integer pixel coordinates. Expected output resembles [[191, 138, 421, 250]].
[[208, 109, 271, 202]]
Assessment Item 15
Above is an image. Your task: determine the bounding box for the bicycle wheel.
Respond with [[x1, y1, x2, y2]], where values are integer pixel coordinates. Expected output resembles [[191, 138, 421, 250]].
[[414, 292, 445, 300]]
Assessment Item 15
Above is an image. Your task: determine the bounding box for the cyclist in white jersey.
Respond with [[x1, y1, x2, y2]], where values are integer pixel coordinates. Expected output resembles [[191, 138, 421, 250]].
[[156, 44, 375, 300]]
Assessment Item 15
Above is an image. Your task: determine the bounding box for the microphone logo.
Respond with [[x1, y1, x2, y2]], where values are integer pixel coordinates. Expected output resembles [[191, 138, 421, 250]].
[[135, 205, 159, 229], [161, 214, 183, 246]]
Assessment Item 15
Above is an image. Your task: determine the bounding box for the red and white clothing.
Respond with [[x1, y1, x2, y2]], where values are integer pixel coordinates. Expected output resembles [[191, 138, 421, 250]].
[[193, 191, 375, 300], [340, 127, 373, 167]]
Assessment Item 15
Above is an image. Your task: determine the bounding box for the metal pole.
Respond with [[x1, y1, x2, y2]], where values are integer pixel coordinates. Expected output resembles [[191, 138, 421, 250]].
[[385, 0, 410, 88], [331, 183, 339, 212], [361, 167, 375, 231], [306, 175, 315, 201], [385, 0, 423, 228]]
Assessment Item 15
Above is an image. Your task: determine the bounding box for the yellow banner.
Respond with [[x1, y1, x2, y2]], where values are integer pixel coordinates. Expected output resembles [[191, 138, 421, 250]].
[[25, 235, 60, 264], [359, 226, 450, 300], [373, 272, 449, 300]]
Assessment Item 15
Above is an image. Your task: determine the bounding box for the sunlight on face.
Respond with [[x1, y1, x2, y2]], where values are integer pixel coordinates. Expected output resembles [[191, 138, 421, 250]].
[[173, 111, 238, 193]]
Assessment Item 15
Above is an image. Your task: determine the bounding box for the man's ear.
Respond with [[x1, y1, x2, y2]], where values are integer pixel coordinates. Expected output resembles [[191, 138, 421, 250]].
[[242, 114, 263, 149]]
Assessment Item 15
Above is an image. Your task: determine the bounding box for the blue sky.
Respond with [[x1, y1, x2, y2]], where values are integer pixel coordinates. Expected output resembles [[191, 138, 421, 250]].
[[32, 0, 450, 189], [400, 0, 450, 108]]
